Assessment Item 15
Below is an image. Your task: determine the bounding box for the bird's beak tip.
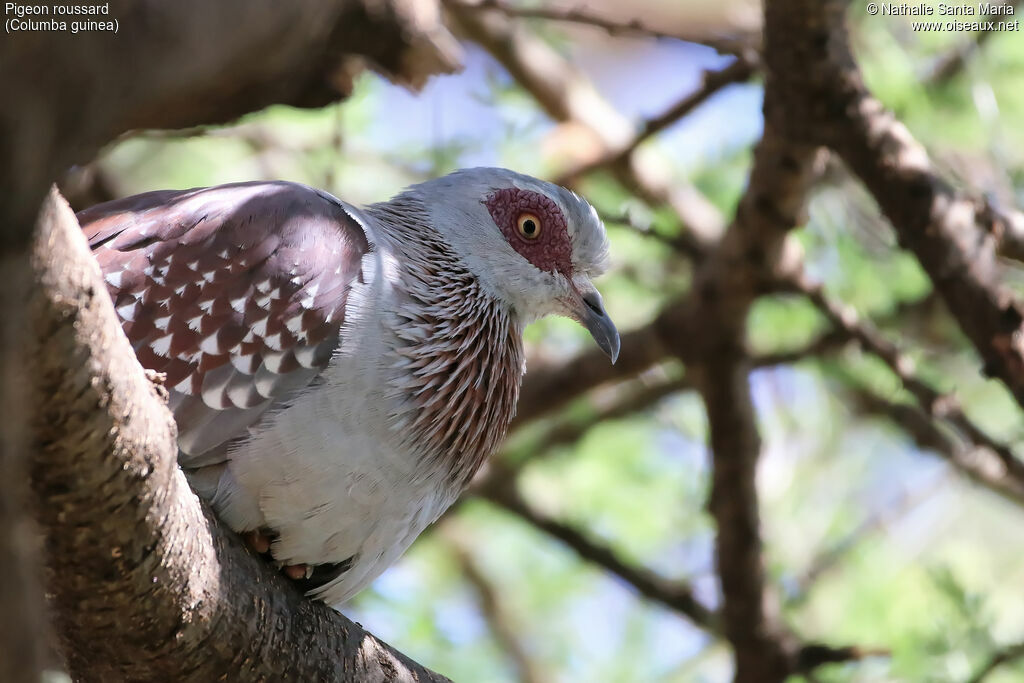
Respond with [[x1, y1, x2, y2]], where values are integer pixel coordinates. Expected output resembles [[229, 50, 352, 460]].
[[604, 329, 621, 365], [577, 289, 619, 365]]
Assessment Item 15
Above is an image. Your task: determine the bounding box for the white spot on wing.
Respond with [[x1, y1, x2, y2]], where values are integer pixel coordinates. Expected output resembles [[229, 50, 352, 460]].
[[105, 271, 123, 288], [232, 353, 257, 374], [263, 351, 285, 373], [285, 314, 304, 334], [172, 375, 194, 395], [201, 366, 234, 409], [294, 345, 318, 368], [116, 302, 138, 321], [151, 334, 173, 357], [199, 333, 222, 355], [264, 332, 283, 351]]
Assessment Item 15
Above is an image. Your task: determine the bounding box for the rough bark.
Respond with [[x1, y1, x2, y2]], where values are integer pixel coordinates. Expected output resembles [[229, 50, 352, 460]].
[[0, 3, 457, 678], [688, 130, 820, 683], [27, 188, 448, 682]]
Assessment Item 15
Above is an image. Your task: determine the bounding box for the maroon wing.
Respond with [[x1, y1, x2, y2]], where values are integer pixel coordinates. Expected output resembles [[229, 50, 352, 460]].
[[80, 181, 370, 464]]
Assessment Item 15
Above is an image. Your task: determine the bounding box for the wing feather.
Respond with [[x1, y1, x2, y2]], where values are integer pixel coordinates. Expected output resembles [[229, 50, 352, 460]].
[[80, 181, 371, 464]]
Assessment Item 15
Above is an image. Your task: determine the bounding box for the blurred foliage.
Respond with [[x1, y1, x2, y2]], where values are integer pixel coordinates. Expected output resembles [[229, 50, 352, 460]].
[[85, 3, 1024, 681]]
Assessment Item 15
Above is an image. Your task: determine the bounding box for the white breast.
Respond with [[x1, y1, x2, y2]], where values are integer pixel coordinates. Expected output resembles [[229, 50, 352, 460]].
[[197, 245, 458, 606]]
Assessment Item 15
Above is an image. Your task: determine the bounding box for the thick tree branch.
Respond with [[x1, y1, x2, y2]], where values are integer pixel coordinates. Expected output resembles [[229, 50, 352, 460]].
[[768, 0, 1024, 410], [687, 130, 820, 681], [1, 0, 460, 238], [1, 6, 457, 675], [27, 189, 447, 682]]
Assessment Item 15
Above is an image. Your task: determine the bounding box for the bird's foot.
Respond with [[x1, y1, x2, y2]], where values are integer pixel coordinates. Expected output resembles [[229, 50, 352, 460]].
[[242, 530, 272, 555], [289, 557, 355, 593], [283, 563, 314, 580], [242, 528, 352, 590]]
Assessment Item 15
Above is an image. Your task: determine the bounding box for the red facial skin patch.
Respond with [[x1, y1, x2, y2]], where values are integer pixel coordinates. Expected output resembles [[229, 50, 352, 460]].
[[484, 188, 573, 277]]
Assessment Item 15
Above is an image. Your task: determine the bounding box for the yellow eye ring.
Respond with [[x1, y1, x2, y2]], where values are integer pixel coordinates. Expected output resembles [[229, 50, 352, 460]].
[[517, 213, 542, 240]]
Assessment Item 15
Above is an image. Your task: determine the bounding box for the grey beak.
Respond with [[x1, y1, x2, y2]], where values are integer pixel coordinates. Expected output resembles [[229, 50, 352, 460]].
[[579, 290, 620, 364]]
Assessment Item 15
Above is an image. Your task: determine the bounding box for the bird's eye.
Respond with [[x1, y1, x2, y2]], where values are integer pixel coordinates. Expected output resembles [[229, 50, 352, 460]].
[[516, 213, 542, 240]]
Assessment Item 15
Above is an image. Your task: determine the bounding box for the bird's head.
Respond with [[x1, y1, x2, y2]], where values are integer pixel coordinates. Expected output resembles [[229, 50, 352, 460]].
[[408, 167, 619, 363]]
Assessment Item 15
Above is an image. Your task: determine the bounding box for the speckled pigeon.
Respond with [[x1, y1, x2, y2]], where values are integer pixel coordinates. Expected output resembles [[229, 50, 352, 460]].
[[79, 168, 618, 605]]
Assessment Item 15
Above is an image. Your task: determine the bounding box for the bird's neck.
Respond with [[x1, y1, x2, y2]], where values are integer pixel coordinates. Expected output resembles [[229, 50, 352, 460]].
[[367, 198, 526, 492]]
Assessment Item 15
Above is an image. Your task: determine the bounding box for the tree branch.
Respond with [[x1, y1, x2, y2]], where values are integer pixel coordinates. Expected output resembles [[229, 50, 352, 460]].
[[785, 274, 1024, 483], [474, 468, 721, 634], [27, 188, 448, 682], [1, 0, 460, 237], [846, 384, 1024, 507], [446, 1, 727, 245], [968, 640, 1024, 683], [688, 130, 820, 681], [768, 0, 1024, 410], [444, 0, 753, 55], [555, 56, 758, 187], [475, 467, 876, 677]]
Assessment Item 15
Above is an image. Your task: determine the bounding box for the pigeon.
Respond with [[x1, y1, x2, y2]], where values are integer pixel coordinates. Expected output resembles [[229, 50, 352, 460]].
[[79, 167, 619, 605]]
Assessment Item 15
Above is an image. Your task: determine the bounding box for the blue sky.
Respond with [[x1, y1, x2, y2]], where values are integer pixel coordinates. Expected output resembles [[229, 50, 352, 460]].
[[365, 38, 763, 174]]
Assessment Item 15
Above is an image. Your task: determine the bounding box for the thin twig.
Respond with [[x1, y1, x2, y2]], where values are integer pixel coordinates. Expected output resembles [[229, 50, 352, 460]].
[[556, 57, 758, 186], [787, 274, 1024, 483], [447, 0, 729, 246], [474, 470, 722, 634], [787, 473, 949, 606], [847, 383, 1024, 506]]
